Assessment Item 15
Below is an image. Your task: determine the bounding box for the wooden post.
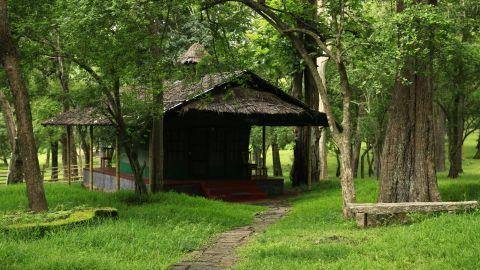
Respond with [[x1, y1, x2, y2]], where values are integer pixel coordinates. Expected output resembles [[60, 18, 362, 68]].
[[116, 134, 120, 191], [262, 126, 266, 176], [307, 125, 312, 191], [89, 125, 94, 191], [66, 126, 71, 185]]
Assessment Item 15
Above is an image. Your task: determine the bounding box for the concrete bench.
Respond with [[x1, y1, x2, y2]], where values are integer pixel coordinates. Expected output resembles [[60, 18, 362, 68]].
[[347, 201, 478, 228]]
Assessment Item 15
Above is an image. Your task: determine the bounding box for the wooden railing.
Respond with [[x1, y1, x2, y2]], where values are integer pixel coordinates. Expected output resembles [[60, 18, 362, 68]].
[[0, 168, 7, 185], [0, 165, 84, 184], [41, 165, 84, 182]]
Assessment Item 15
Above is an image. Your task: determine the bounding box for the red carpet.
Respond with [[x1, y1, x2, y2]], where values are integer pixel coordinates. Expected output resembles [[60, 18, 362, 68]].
[[200, 181, 267, 202]]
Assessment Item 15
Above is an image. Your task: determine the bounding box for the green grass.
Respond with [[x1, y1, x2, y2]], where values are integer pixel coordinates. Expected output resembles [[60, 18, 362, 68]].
[[0, 185, 263, 270], [234, 136, 480, 270], [1, 137, 480, 269]]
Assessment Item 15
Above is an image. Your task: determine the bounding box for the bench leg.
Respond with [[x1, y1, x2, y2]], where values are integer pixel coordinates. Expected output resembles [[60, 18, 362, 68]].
[[356, 212, 367, 228]]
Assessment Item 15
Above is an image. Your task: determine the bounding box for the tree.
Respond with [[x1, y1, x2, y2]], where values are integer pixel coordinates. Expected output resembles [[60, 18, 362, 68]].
[[434, 0, 480, 178], [378, 0, 441, 202], [474, 131, 480, 159], [0, 0, 48, 211], [0, 89, 23, 183], [204, 0, 359, 217]]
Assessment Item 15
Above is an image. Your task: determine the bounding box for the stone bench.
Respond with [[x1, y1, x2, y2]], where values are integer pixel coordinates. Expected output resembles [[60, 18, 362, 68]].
[[347, 201, 478, 228]]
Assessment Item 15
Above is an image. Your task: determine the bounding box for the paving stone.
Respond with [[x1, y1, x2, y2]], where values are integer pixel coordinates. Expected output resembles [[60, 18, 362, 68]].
[[167, 200, 290, 270]]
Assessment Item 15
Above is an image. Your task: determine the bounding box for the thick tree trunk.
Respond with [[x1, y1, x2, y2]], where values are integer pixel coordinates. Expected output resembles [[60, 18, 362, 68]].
[[474, 131, 480, 159], [304, 69, 320, 182], [51, 141, 58, 181], [271, 142, 283, 177], [433, 104, 446, 172], [291, 66, 320, 186], [447, 93, 464, 178], [379, 0, 440, 203], [0, 0, 48, 211]]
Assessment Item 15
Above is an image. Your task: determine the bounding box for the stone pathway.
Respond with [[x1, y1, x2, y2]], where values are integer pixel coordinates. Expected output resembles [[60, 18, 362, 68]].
[[168, 200, 291, 270]]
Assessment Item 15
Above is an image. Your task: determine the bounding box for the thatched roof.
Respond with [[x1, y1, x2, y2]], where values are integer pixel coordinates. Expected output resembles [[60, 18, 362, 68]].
[[165, 70, 328, 126], [42, 70, 328, 127], [178, 43, 207, 64], [42, 108, 111, 126], [164, 71, 243, 111]]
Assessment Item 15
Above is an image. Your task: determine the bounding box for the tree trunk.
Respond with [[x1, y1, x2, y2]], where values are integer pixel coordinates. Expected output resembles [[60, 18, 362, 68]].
[[150, 99, 164, 193], [271, 142, 283, 177], [317, 48, 330, 180], [291, 71, 306, 186], [51, 141, 58, 181], [473, 131, 480, 159], [0, 90, 23, 183], [61, 132, 78, 177], [447, 93, 464, 178], [335, 148, 340, 178], [373, 142, 381, 178], [367, 148, 374, 177], [253, 146, 261, 167], [111, 76, 148, 195], [352, 104, 364, 178], [57, 50, 78, 177], [0, 0, 48, 211], [291, 65, 320, 186], [77, 126, 90, 166], [45, 145, 50, 169], [117, 119, 148, 194], [378, 0, 440, 203], [360, 145, 371, 179], [7, 139, 23, 184], [304, 68, 320, 182], [433, 104, 446, 172], [2, 157, 7, 166]]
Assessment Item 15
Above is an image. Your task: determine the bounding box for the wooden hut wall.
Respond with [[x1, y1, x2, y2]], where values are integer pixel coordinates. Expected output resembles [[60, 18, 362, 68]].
[[164, 113, 251, 180]]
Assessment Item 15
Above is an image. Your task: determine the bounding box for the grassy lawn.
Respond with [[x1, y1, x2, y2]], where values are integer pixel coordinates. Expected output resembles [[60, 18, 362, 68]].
[[0, 185, 263, 270], [1, 136, 479, 269], [234, 136, 480, 270]]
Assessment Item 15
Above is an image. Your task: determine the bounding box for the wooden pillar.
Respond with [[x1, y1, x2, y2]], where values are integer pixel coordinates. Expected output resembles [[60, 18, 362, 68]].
[[307, 125, 312, 191], [116, 134, 120, 191], [66, 126, 72, 185], [262, 126, 266, 175], [89, 125, 94, 191]]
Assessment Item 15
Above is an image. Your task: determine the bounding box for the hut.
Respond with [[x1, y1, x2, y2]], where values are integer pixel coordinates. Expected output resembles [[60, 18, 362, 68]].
[[43, 45, 328, 201]]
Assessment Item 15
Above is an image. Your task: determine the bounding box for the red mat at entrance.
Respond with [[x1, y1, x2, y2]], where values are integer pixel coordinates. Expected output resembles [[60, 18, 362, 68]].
[[200, 181, 267, 202]]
